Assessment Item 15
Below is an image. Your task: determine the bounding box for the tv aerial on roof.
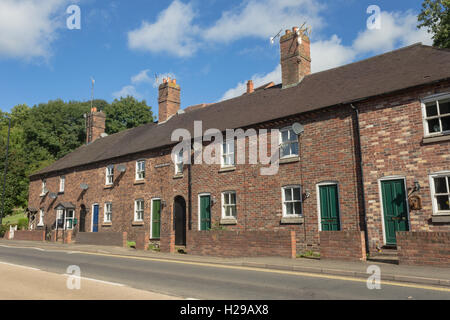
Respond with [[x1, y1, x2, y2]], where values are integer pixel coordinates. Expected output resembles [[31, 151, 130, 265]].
[[270, 29, 282, 45]]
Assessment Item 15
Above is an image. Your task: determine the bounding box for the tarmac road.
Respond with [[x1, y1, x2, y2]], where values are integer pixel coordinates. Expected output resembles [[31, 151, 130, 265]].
[[0, 245, 449, 300]]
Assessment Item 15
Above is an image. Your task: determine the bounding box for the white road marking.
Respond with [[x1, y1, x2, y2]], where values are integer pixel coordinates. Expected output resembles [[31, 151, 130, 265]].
[[62, 274, 125, 287], [0, 244, 45, 251], [0, 261, 40, 271]]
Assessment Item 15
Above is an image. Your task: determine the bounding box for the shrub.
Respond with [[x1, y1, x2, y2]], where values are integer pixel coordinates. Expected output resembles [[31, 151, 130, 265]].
[[0, 224, 9, 238], [17, 218, 28, 230]]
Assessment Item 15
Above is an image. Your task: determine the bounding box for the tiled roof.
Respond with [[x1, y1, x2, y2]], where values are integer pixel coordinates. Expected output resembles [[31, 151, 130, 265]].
[[31, 44, 450, 178]]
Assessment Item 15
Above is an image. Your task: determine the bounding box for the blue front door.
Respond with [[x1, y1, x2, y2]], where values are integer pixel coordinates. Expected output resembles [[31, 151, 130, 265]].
[[93, 204, 99, 232]]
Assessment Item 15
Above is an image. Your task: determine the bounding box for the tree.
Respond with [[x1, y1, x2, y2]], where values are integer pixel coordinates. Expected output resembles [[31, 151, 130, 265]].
[[103, 96, 154, 135], [418, 0, 450, 48]]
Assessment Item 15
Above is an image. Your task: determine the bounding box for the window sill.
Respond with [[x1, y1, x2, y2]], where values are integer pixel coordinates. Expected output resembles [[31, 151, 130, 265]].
[[220, 218, 237, 225], [102, 222, 112, 226], [423, 134, 450, 144], [281, 216, 304, 224], [173, 174, 184, 179], [219, 166, 236, 173], [132, 221, 144, 226], [104, 184, 113, 189], [58, 191, 64, 195], [39, 193, 47, 197], [134, 180, 145, 185], [279, 156, 300, 164], [431, 215, 450, 223]]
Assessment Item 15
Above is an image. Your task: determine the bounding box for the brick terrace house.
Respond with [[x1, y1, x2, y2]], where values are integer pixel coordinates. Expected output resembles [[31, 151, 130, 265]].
[[27, 27, 450, 258]]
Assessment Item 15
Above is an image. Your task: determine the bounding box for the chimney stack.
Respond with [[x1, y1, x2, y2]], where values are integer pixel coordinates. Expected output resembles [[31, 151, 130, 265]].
[[280, 26, 311, 88], [158, 78, 180, 123], [246, 80, 254, 94], [86, 107, 106, 144]]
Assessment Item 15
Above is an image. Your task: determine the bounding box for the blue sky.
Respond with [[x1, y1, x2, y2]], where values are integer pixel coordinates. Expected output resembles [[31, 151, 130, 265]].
[[0, 0, 431, 117]]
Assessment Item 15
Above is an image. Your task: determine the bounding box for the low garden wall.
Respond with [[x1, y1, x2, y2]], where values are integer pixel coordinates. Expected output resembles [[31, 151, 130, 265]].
[[187, 230, 296, 258], [9, 230, 45, 242], [397, 232, 450, 267], [320, 231, 367, 261], [75, 231, 127, 247]]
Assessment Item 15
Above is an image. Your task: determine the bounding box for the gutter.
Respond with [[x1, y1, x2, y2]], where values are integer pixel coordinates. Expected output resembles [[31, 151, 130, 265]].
[[350, 103, 370, 255]]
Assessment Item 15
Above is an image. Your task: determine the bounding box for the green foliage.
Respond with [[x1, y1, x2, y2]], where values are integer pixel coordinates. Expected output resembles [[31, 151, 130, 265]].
[[418, 0, 450, 48], [297, 250, 320, 259], [17, 218, 28, 230], [104, 96, 154, 135], [0, 98, 153, 217], [0, 224, 8, 237]]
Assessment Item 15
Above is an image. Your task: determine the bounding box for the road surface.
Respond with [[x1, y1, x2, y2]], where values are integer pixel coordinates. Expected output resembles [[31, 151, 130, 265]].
[[0, 244, 448, 300]]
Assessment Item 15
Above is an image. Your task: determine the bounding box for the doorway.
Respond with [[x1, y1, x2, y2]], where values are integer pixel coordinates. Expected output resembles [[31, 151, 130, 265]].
[[79, 205, 87, 232], [318, 183, 341, 231], [380, 178, 409, 245], [174, 196, 186, 246]]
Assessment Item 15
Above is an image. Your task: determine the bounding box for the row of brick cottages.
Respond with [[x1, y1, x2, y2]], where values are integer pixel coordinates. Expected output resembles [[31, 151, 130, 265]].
[[26, 30, 450, 260]]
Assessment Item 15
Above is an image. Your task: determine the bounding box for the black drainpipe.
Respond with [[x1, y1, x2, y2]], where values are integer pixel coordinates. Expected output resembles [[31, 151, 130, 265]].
[[351, 104, 370, 255]]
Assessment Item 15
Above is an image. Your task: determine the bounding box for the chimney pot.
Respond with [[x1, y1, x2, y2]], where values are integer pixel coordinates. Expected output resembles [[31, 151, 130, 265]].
[[285, 29, 291, 35], [247, 80, 254, 94]]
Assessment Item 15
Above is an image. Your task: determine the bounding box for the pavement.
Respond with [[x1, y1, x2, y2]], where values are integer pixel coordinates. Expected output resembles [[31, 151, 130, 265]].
[[1, 239, 449, 289], [0, 261, 179, 300]]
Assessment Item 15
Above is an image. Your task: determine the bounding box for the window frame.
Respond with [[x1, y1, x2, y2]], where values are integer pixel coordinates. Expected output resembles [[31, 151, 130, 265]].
[[41, 179, 47, 195], [38, 209, 44, 226], [422, 93, 450, 137], [221, 139, 235, 168], [104, 202, 112, 223], [134, 199, 144, 222], [279, 126, 299, 159], [429, 172, 450, 216], [65, 209, 74, 230], [135, 160, 146, 181], [175, 149, 184, 175], [282, 185, 303, 217], [105, 166, 114, 185], [221, 191, 237, 219], [59, 176, 65, 193]]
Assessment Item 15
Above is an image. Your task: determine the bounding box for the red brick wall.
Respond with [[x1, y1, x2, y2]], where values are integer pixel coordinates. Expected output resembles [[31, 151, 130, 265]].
[[320, 231, 367, 261], [135, 231, 149, 250], [397, 232, 450, 267], [358, 80, 450, 249], [75, 231, 127, 247], [12, 230, 45, 241], [187, 230, 296, 258]]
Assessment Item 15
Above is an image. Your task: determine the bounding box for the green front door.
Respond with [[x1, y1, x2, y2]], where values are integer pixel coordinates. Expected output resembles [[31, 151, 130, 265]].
[[199, 195, 211, 231], [319, 184, 341, 231], [381, 179, 409, 245], [151, 199, 161, 239]]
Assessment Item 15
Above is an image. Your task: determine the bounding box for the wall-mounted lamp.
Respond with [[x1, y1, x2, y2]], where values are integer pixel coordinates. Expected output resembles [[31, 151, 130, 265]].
[[211, 196, 217, 205], [303, 190, 311, 200], [161, 200, 167, 208]]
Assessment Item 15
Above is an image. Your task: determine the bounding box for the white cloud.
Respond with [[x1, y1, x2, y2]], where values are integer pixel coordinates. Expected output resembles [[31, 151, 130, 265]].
[[0, 0, 70, 60], [311, 35, 356, 73], [112, 85, 142, 100], [131, 69, 152, 84], [353, 11, 432, 54], [203, 0, 324, 43], [220, 9, 433, 100], [127, 0, 199, 57], [221, 65, 281, 101]]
